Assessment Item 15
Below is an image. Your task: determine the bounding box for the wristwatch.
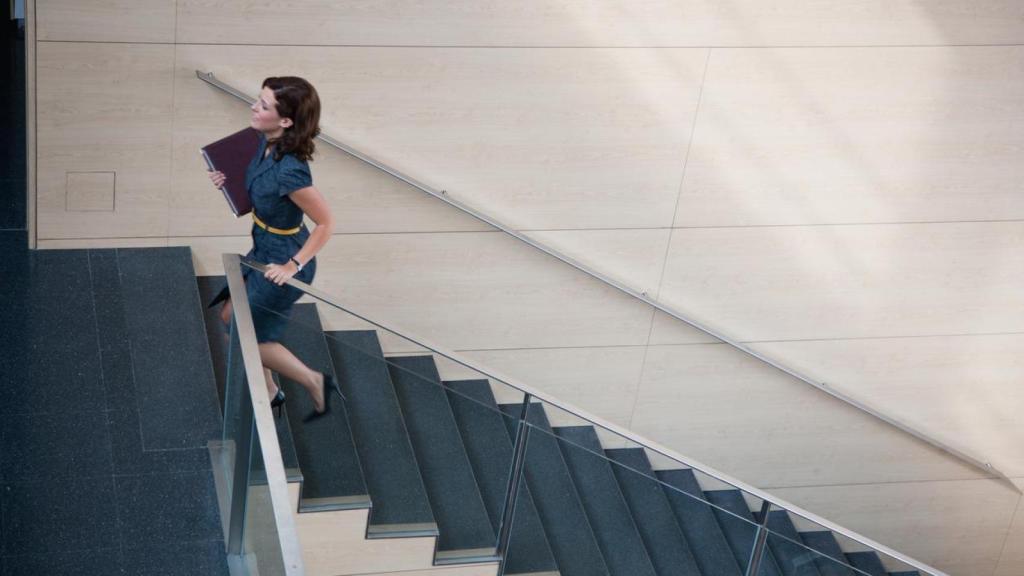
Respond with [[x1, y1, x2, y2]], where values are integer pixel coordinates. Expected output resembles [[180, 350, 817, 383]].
[[289, 256, 303, 272]]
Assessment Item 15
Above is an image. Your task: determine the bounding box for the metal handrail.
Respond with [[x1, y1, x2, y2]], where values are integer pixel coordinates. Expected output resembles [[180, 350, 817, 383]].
[[236, 256, 947, 576], [223, 254, 305, 574], [195, 68, 1016, 494]]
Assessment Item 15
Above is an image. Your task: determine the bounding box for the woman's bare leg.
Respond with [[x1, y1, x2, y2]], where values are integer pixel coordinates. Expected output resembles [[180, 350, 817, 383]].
[[258, 341, 325, 412], [219, 299, 233, 326], [263, 368, 279, 399]]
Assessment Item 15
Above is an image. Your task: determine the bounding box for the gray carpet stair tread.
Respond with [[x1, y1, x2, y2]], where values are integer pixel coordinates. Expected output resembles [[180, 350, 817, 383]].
[[888, 572, 921, 576], [278, 305, 368, 509], [763, 510, 822, 576], [604, 448, 702, 576], [553, 427, 656, 576], [324, 330, 435, 534], [844, 552, 887, 576], [799, 532, 856, 576], [499, 403, 611, 576], [197, 276, 300, 479], [655, 470, 744, 576], [704, 490, 783, 576], [386, 356, 495, 559], [445, 380, 558, 575]]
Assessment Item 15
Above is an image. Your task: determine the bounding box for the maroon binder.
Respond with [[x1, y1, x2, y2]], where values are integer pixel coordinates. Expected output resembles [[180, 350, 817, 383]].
[[201, 127, 261, 216]]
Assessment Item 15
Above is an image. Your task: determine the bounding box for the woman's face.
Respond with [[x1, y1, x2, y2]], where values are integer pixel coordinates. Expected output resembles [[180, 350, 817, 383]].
[[250, 87, 292, 137]]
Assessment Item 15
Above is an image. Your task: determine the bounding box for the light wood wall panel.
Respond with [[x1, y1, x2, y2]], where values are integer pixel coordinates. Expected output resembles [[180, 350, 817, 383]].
[[770, 479, 1021, 576], [750, 334, 1024, 478], [36, 42, 174, 240], [650, 222, 1024, 343], [38, 0, 174, 43], [171, 44, 707, 231], [184, 231, 658, 350], [675, 47, 1024, 227], [630, 343, 985, 488], [172, 46, 492, 237], [176, 0, 1024, 47]]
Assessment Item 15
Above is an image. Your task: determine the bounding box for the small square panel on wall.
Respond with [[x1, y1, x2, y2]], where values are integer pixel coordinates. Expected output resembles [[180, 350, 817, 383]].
[[66, 171, 115, 212]]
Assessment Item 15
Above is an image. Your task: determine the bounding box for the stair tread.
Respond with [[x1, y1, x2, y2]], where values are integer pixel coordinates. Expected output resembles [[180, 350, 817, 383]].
[[655, 470, 744, 576], [553, 427, 656, 576], [704, 490, 784, 576], [799, 532, 856, 576], [764, 510, 823, 576], [844, 551, 887, 576], [499, 403, 611, 576], [387, 356, 496, 557], [604, 448, 702, 576], [324, 330, 435, 532], [445, 379, 558, 575], [278, 306, 368, 508]]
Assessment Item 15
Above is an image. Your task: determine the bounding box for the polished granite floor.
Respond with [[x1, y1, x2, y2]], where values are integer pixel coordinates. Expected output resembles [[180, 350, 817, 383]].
[[0, 9, 230, 575]]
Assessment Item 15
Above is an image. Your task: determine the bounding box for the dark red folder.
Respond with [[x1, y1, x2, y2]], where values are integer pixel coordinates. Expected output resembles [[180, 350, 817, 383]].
[[201, 127, 261, 216]]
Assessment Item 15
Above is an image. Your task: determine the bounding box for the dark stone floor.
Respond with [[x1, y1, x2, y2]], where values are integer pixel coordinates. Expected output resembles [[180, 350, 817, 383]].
[[0, 6, 229, 574]]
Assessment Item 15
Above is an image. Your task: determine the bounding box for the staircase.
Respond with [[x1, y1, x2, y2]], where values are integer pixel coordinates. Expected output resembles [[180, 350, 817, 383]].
[[198, 274, 922, 576]]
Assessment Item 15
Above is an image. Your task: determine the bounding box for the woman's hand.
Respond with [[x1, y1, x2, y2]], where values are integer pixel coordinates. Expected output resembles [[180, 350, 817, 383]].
[[208, 170, 227, 188], [264, 261, 299, 286]]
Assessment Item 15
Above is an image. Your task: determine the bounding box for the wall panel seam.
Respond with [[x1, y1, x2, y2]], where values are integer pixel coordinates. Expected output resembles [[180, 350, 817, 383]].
[[992, 494, 1022, 576], [33, 40, 1024, 49]]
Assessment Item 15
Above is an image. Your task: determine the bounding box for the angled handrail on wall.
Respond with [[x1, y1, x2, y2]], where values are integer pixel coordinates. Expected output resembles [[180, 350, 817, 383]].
[[234, 255, 950, 576], [196, 70, 1017, 494]]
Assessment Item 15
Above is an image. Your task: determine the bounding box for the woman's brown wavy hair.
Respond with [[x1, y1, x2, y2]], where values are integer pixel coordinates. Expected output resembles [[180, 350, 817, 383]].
[[263, 76, 321, 163]]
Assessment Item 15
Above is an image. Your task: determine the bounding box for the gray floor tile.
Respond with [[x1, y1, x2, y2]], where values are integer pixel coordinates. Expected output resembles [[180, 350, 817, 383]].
[[115, 470, 223, 548], [0, 250, 106, 416], [122, 540, 228, 576], [1, 476, 119, 556], [116, 248, 221, 450], [0, 410, 113, 483], [2, 547, 123, 576]]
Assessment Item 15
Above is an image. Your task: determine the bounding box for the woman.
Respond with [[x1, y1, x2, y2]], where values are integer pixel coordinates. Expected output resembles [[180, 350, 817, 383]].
[[208, 76, 339, 421]]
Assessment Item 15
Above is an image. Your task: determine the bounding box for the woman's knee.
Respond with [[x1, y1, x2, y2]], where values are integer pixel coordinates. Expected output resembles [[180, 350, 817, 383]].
[[219, 299, 233, 326]]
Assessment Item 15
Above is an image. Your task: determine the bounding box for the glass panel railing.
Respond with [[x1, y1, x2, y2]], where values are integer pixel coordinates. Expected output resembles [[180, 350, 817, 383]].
[[768, 505, 923, 576], [231, 255, 943, 576], [213, 254, 303, 575]]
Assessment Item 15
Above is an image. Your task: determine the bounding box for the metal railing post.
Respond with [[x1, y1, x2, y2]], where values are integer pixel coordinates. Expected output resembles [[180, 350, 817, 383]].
[[745, 501, 773, 576], [496, 394, 533, 574]]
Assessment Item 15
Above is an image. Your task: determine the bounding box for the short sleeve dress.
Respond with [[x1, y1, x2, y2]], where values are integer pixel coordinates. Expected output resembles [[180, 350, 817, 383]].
[[212, 133, 318, 343]]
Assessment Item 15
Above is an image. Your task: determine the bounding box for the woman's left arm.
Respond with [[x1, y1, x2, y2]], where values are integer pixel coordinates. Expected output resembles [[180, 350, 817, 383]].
[[263, 185, 334, 286]]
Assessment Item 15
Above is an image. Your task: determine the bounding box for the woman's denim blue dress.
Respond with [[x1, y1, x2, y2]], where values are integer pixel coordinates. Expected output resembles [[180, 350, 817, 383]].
[[239, 134, 317, 342]]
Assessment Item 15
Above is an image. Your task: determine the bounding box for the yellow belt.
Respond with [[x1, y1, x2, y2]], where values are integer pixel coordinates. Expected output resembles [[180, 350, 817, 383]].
[[252, 213, 301, 235]]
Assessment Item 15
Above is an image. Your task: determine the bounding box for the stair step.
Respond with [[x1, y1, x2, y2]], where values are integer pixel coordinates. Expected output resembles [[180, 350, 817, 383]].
[[704, 490, 784, 576], [844, 551, 886, 576], [324, 330, 436, 536], [799, 532, 855, 576], [604, 448, 702, 576], [279, 305, 368, 511], [445, 379, 558, 575], [498, 403, 610, 576], [386, 356, 497, 562], [655, 470, 744, 576], [553, 427, 656, 576], [762, 510, 822, 576]]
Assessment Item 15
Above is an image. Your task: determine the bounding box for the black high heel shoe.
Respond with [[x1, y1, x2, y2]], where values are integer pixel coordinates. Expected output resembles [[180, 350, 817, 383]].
[[303, 373, 341, 423], [270, 389, 286, 419]]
